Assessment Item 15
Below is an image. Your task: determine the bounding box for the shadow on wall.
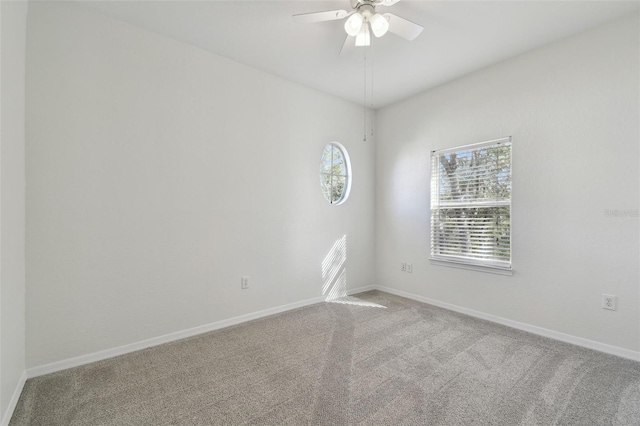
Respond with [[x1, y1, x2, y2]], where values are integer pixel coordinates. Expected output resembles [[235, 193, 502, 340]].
[[322, 235, 386, 309]]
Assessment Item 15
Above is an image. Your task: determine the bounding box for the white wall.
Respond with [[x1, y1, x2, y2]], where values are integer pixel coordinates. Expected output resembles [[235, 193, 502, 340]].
[[26, 3, 375, 368], [375, 13, 640, 353], [23, 2, 638, 374], [0, 0, 28, 421]]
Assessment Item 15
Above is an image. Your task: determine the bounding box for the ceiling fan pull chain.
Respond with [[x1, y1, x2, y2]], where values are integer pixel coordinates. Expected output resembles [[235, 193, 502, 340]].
[[370, 45, 374, 137], [363, 49, 367, 142]]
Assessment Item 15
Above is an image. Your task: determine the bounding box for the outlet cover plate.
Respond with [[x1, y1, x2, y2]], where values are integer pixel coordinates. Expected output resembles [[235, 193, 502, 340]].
[[602, 294, 616, 310]]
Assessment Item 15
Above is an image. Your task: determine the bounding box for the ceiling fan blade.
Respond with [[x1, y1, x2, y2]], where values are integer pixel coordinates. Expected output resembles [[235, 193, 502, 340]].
[[292, 10, 350, 24], [340, 35, 356, 55], [383, 13, 423, 41], [379, 0, 401, 6]]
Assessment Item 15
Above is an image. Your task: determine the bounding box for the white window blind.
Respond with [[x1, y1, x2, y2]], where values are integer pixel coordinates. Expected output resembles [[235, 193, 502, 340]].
[[430, 137, 512, 270]]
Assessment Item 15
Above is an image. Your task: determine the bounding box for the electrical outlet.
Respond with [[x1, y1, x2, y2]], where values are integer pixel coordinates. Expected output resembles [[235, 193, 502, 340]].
[[401, 262, 406, 272], [241, 276, 249, 289], [602, 294, 616, 310], [406, 263, 413, 273]]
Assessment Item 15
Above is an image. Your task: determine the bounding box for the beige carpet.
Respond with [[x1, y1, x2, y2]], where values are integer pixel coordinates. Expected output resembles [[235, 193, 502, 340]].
[[10, 291, 640, 425]]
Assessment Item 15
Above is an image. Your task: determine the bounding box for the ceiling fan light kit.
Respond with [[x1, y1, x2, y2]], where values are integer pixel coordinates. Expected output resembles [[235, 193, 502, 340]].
[[369, 13, 390, 37], [344, 3, 388, 43], [355, 24, 371, 46], [293, 0, 423, 52], [344, 12, 364, 36]]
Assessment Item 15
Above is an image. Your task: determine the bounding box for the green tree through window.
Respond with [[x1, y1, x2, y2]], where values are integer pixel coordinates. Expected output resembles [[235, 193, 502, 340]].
[[320, 143, 351, 205], [430, 138, 512, 270]]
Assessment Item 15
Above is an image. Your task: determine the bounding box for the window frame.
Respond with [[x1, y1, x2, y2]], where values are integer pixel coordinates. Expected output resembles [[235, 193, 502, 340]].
[[429, 137, 512, 275], [320, 142, 352, 205]]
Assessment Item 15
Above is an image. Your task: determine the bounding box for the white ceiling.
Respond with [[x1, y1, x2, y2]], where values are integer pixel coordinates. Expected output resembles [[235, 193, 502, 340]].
[[76, 0, 639, 108]]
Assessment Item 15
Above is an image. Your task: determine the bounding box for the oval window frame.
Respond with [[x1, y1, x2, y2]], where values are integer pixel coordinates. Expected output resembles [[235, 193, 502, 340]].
[[319, 142, 352, 205]]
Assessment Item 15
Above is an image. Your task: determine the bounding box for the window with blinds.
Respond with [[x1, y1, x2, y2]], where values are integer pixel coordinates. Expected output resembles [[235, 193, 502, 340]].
[[430, 137, 512, 271]]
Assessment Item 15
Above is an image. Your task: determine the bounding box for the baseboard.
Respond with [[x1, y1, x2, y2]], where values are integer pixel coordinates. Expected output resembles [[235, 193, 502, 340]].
[[27, 286, 375, 379], [376, 285, 640, 362], [27, 283, 637, 379], [348, 284, 377, 294], [1, 370, 26, 426]]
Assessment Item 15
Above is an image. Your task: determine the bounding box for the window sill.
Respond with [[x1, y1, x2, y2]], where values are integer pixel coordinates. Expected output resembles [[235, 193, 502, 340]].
[[429, 259, 513, 276]]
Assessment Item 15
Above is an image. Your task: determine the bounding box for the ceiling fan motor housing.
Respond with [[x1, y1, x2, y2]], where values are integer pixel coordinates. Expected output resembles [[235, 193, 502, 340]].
[[352, 0, 383, 9], [357, 4, 376, 19]]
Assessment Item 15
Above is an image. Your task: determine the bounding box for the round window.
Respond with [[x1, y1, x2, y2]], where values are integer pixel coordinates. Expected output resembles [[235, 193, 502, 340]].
[[320, 142, 351, 205]]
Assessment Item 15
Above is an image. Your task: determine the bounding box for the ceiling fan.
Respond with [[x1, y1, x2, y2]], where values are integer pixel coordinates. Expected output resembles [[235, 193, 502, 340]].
[[293, 0, 424, 53]]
